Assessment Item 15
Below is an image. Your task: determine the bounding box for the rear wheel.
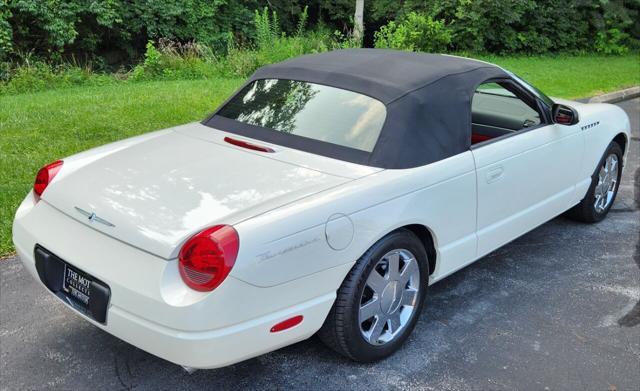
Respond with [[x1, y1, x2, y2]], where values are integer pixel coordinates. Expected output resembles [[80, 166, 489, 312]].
[[318, 229, 428, 362], [567, 141, 623, 223]]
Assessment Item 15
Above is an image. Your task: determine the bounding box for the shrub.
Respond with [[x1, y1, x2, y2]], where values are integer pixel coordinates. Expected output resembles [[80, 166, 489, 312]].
[[329, 29, 363, 50], [1, 6, 350, 94], [0, 0, 11, 61], [221, 47, 261, 78], [220, 6, 329, 78], [0, 60, 114, 95], [374, 12, 452, 52], [403, 0, 638, 54], [595, 28, 630, 55], [4, 0, 255, 64], [3, 0, 639, 63], [130, 40, 218, 81], [254, 7, 282, 50], [131, 42, 163, 79]]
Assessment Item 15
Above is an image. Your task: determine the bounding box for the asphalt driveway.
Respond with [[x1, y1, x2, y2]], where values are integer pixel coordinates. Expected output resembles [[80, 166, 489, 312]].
[[1, 99, 638, 391]]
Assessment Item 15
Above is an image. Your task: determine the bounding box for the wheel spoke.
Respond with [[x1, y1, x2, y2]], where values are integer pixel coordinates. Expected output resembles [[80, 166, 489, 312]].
[[359, 298, 380, 322], [386, 252, 401, 280], [399, 257, 418, 286], [388, 312, 401, 333], [366, 269, 387, 295], [367, 315, 386, 344], [599, 194, 607, 210], [401, 288, 418, 307], [609, 156, 618, 173]]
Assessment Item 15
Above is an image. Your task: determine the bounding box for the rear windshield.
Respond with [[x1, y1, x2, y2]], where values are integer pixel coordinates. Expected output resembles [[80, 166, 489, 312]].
[[217, 79, 387, 152]]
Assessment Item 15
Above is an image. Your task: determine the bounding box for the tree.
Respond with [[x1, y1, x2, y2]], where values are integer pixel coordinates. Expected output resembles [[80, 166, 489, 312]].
[[354, 0, 364, 42]]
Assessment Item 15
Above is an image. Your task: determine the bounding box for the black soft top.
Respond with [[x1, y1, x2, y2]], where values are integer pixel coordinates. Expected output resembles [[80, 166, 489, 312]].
[[205, 49, 509, 169]]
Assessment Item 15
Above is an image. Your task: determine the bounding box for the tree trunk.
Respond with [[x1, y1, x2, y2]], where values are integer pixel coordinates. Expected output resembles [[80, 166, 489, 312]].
[[354, 0, 364, 43]]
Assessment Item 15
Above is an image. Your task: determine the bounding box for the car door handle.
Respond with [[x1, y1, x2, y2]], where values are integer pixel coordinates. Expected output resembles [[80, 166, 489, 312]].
[[486, 166, 504, 183]]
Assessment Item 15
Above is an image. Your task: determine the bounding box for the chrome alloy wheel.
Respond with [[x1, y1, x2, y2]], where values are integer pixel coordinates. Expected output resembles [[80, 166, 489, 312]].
[[594, 153, 619, 213], [359, 249, 420, 345]]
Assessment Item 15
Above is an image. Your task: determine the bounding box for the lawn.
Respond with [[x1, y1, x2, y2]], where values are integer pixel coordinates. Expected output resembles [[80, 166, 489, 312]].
[[1, 54, 639, 256], [481, 54, 640, 98]]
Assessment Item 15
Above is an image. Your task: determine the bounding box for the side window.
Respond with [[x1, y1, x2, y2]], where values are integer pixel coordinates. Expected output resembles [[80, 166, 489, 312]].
[[471, 81, 543, 145]]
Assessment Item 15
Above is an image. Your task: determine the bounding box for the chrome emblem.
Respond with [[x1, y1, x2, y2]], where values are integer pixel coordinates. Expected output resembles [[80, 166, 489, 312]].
[[74, 207, 115, 227]]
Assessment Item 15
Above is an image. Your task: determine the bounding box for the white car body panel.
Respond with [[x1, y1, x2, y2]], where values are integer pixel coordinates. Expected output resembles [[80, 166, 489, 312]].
[[472, 121, 583, 256], [41, 123, 379, 259], [13, 83, 631, 368], [232, 151, 478, 287]]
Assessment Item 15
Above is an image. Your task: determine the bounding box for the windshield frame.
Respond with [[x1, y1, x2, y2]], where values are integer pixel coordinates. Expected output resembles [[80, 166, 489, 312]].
[[506, 71, 555, 108]]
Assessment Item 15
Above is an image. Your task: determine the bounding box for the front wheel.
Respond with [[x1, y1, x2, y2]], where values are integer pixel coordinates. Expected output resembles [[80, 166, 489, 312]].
[[317, 229, 428, 362], [567, 141, 623, 223]]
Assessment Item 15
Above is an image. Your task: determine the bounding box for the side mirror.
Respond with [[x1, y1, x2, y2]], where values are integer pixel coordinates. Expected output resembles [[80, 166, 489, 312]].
[[552, 103, 579, 126]]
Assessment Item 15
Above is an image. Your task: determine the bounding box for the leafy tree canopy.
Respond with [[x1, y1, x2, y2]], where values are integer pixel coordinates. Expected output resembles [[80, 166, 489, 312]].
[[1, 0, 638, 64]]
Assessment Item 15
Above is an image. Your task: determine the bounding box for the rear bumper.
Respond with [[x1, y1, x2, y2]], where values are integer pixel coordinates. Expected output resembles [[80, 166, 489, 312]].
[[13, 194, 343, 368]]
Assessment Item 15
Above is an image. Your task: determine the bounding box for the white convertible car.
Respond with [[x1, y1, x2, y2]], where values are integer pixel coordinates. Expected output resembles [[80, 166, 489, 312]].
[[13, 49, 630, 370]]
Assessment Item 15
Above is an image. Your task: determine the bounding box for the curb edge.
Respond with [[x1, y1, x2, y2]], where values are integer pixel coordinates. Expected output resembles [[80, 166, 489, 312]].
[[589, 86, 640, 104]]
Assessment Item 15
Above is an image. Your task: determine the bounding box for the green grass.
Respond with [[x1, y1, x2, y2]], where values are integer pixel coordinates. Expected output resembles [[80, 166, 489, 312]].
[[481, 54, 640, 99], [1, 54, 639, 256]]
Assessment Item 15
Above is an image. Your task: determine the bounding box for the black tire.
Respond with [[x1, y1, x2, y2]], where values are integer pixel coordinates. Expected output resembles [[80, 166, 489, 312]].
[[567, 141, 623, 223], [317, 229, 429, 362]]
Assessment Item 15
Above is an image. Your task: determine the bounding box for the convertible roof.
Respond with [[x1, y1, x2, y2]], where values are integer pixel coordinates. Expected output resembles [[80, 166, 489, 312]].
[[252, 49, 502, 104], [206, 49, 510, 168]]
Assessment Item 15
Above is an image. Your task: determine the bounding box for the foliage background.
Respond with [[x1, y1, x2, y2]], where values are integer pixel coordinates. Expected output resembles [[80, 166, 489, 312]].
[[1, 0, 639, 66]]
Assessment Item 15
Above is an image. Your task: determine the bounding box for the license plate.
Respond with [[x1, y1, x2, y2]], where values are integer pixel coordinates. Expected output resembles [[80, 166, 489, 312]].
[[34, 245, 110, 324], [63, 264, 93, 305]]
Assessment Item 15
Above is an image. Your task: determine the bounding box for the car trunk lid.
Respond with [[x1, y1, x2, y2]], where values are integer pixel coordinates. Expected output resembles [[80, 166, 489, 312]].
[[43, 123, 379, 259]]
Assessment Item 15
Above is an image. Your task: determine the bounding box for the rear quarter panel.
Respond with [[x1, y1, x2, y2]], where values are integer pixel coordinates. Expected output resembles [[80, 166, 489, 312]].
[[231, 151, 478, 287]]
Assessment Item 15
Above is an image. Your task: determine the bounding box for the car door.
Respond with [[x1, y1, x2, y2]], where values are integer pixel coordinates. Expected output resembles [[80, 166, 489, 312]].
[[471, 78, 583, 257]]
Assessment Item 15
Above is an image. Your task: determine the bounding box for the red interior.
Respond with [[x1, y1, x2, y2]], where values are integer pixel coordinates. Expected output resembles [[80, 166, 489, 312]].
[[471, 133, 493, 145]]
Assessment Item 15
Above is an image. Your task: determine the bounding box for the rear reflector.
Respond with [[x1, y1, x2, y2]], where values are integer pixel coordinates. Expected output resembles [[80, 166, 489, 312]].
[[224, 137, 275, 153], [270, 315, 303, 333]]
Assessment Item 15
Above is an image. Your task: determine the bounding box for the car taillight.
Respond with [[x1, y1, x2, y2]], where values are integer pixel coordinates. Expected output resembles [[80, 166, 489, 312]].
[[33, 160, 63, 197], [178, 225, 239, 292]]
